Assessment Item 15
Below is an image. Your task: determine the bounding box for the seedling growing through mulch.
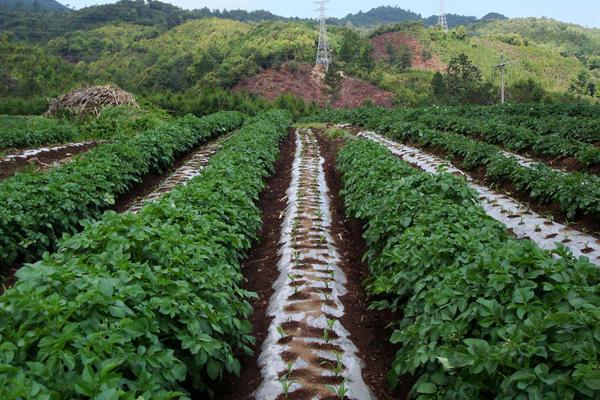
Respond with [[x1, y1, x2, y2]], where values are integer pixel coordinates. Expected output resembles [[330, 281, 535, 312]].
[[320, 351, 345, 377], [277, 326, 286, 340], [327, 379, 350, 399], [323, 318, 336, 344], [279, 362, 296, 399]]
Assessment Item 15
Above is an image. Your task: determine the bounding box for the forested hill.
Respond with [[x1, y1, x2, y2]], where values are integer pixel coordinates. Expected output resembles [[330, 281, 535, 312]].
[[0, 0, 288, 41], [1, 0, 600, 114], [0, 0, 66, 12], [333, 6, 507, 28], [0, 1, 506, 42]]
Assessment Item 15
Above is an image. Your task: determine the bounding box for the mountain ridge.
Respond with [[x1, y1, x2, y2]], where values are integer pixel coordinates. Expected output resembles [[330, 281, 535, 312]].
[[0, 0, 67, 12]]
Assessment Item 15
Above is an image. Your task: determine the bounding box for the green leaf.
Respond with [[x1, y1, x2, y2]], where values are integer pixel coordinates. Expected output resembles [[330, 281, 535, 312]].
[[416, 382, 437, 394]]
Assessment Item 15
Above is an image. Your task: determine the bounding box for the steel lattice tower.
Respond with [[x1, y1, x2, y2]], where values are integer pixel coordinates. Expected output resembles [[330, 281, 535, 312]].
[[315, 0, 332, 70], [438, 0, 449, 32]]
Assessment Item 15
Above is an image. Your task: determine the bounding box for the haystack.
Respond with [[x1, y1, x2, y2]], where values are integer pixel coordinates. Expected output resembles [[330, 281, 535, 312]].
[[45, 85, 139, 117]]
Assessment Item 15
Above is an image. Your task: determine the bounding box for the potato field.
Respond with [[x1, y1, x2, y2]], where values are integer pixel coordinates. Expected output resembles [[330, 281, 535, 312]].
[[0, 104, 599, 400]]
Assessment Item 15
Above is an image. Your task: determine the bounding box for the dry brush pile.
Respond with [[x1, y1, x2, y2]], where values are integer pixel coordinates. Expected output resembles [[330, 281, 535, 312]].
[[45, 85, 139, 117]]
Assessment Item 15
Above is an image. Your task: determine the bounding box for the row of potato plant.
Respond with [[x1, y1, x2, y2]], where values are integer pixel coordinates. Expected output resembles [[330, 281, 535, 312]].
[[338, 138, 600, 399], [412, 104, 600, 145], [0, 116, 76, 150], [380, 120, 600, 222], [0, 107, 167, 150], [413, 113, 600, 169], [306, 105, 600, 161], [308, 107, 600, 222], [0, 110, 293, 399], [0, 111, 245, 267]]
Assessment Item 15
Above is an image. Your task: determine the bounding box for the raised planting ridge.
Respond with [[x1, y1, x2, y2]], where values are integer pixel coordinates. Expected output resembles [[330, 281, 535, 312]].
[[256, 129, 373, 400], [126, 134, 230, 213]]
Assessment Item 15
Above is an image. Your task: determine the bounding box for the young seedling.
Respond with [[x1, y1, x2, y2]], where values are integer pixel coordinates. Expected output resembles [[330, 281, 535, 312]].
[[330, 351, 345, 377], [323, 318, 336, 344], [277, 326, 286, 340], [535, 224, 542, 232], [327, 379, 350, 399], [316, 209, 323, 220], [320, 352, 344, 377], [279, 362, 296, 400], [320, 234, 327, 245], [519, 217, 525, 226], [288, 273, 301, 294]]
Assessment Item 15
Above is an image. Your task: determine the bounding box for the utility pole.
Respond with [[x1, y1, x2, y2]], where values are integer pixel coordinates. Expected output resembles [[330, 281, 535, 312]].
[[493, 53, 507, 104], [438, 0, 449, 33], [315, 0, 332, 70]]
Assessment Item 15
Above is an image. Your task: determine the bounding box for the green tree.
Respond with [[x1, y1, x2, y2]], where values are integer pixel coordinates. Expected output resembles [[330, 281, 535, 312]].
[[339, 30, 361, 64], [385, 42, 397, 65], [432, 53, 493, 105], [508, 78, 546, 103], [431, 71, 446, 99], [397, 45, 412, 72], [324, 62, 343, 102], [451, 25, 467, 40]]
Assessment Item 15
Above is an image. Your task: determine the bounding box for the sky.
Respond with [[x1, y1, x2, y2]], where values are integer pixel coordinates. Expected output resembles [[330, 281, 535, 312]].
[[63, 0, 600, 28]]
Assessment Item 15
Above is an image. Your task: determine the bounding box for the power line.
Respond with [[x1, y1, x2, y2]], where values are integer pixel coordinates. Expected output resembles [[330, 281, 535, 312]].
[[438, 0, 448, 33], [315, 0, 331, 70]]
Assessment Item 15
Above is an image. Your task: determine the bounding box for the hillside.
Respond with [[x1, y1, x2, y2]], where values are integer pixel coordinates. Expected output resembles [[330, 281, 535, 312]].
[[471, 17, 600, 58], [0, 0, 66, 12], [0, 0, 599, 113]]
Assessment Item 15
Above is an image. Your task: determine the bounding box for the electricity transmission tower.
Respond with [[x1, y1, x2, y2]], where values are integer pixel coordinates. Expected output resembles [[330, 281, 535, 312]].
[[438, 0, 449, 32], [493, 53, 508, 104], [315, 0, 332, 70]]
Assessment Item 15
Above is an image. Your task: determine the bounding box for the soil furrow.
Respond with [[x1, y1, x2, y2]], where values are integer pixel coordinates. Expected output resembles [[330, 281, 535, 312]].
[[0, 141, 98, 180], [114, 135, 228, 213]]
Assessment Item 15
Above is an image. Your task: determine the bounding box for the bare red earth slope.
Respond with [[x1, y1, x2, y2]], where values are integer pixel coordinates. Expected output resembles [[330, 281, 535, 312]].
[[370, 31, 444, 72], [234, 63, 394, 109]]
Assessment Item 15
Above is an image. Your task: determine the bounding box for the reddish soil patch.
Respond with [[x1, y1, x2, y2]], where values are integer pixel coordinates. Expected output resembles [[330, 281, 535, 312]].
[[371, 31, 444, 72], [0, 142, 98, 180], [216, 130, 296, 400], [317, 133, 412, 400], [234, 63, 394, 109]]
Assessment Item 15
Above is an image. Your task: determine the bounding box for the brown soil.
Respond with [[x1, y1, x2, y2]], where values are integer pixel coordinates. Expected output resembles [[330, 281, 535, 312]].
[[317, 133, 412, 400], [234, 63, 394, 109], [371, 31, 444, 72], [215, 130, 296, 400], [113, 143, 214, 212], [0, 142, 98, 180]]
